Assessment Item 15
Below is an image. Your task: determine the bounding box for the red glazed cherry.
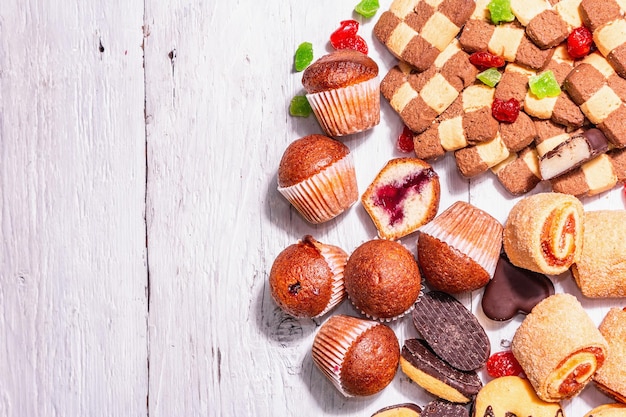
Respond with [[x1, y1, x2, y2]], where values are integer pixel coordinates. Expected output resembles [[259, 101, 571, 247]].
[[469, 51, 506, 71], [397, 125, 414, 153], [492, 98, 520, 123], [330, 20, 368, 54], [567, 26, 594, 59], [486, 351, 523, 378]]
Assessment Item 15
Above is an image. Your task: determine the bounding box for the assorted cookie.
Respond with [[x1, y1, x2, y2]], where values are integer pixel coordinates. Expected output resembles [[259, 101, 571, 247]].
[[273, 1, 626, 414], [511, 294, 608, 402]]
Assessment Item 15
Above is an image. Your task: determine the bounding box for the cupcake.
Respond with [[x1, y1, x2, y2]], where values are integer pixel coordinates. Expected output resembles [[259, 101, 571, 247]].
[[417, 201, 503, 293], [312, 314, 400, 397], [344, 239, 421, 322], [277, 134, 358, 224], [361, 158, 441, 240], [302, 49, 380, 137], [269, 235, 347, 318]]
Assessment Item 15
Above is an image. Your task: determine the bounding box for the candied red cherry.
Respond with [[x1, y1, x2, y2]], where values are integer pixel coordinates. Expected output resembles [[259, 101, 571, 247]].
[[486, 351, 523, 378], [567, 26, 594, 59], [397, 125, 414, 153], [469, 51, 506, 71], [330, 20, 368, 54], [492, 97, 520, 123]]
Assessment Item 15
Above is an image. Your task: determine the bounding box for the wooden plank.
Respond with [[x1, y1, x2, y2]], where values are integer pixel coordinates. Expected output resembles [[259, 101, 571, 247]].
[[0, 1, 148, 415]]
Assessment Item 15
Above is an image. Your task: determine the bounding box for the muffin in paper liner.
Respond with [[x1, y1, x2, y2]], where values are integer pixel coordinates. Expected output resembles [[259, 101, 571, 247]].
[[344, 239, 422, 323], [269, 235, 348, 318], [306, 76, 380, 137], [417, 201, 503, 293], [312, 314, 399, 397], [278, 154, 357, 224]]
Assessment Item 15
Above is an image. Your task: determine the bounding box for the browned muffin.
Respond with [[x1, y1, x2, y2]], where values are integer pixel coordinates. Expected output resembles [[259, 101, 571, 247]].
[[344, 239, 421, 321], [417, 201, 503, 293], [269, 235, 347, 318], [277, 134, 358, 224], [312, 314, 400, 397], [302, 49, 380, 137]]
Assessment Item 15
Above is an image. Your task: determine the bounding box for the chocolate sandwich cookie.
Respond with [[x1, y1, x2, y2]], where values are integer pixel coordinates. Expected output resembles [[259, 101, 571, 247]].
[[580, 0, 626, 77], [422, 399, 469, 417], [374, 0, 476, 72], [412, 291, 490, 371], [381, 42, 477, 134], [551, 147, 626, 196], [458, 18, 554, 70], [563, 62, 626, 148], [400, 338, 482, 403], [539, 128, 610, 180], [371, 403, 422, 417], [491, 146, 542, 195], [413, 84, 499, 160], [481, 253, 555, 321]]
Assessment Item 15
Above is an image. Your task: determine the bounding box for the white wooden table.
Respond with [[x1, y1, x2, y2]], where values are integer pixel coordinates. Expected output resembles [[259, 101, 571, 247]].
[[0, 0, 623, 416]]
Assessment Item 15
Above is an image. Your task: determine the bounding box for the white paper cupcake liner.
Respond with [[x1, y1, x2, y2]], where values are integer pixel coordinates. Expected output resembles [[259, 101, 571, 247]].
[[308, 237, 348, 318], [419, 201, 502, 278], [312, 315, 380, 397], [278, 154, 357, 224], [306, 77, 380, 137]]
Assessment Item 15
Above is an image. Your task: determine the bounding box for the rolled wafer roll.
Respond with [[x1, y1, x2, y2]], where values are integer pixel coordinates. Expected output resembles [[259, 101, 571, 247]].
[[594, 308, 626, 403], [571, 210, 626, 298], [503, 192, 583, 275], [538, 128, 610, 180], [381, 41, 477, 134], [550, 147, 626, 196], [374, 0, 476, 72], [511, 293, 609, 402]]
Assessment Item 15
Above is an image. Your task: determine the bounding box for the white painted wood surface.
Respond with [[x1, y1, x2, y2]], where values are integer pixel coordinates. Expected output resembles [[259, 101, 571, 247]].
[[0, 0, 624, 416]]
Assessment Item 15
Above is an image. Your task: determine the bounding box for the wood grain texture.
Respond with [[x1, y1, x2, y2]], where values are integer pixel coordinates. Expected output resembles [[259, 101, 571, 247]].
[[0, 0, 147, 416], [1, 0, 625, 416]]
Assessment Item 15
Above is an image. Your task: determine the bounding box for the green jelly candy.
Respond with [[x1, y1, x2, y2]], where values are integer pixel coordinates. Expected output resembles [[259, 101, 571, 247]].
[[529, 70, 561, 99], [294, 42, 314, 72], [477, 68, 502, 87], [289, 95, 312, 117], [488, 0, 515, 24], [355, 0, 380, 18]]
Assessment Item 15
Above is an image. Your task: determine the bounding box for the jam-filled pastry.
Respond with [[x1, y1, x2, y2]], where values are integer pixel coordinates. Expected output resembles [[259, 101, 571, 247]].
[[503, 192, 584, 275], [511, 294, 608, 402]]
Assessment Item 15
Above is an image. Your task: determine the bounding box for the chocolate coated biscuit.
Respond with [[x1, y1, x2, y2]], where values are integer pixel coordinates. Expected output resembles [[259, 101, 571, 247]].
[[401, 338, 482, 403], [412, 291, 490, 371], [422, 399, 469, 417]]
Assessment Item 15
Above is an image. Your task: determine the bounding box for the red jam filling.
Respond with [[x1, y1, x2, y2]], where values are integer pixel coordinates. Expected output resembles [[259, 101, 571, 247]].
[[373, 169, 435, 226], [541, 212, 576, 266]]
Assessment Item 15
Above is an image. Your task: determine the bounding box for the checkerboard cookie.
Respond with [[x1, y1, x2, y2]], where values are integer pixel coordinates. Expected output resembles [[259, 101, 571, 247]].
[[381, 40, 477, 134], [509, 0, 574, 49], [413, 83, 499, 160], [551, 147, 626, 196], [491, 146, 542, 195], [458, 1, 554, 70], [580, 0, 626, 77], [563, 61, 626, 148], [374, 0, 476, 72]]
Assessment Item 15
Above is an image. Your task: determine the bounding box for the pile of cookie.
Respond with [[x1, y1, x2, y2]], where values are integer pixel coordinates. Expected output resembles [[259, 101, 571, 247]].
[[375, 0, 626, 197]]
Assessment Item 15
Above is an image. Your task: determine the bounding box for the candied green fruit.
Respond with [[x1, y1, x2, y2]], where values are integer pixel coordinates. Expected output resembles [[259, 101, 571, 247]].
[[289, 95, 312, 117], [355, 0, 380, 18], [528, 70, 561, 99], [294, 42, 314, 72], [477, 68, 502, 87], [488, 0, 515, 24]]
